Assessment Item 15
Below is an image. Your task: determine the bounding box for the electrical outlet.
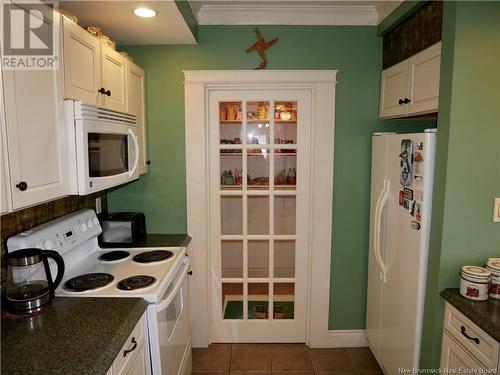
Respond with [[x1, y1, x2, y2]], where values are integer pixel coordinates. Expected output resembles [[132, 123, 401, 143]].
[[95, 197, 102, 214], [493, 198, 500, 223]]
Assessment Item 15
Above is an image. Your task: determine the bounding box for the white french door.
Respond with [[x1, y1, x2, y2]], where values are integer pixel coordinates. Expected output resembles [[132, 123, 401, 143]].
[[209, 90, 312, 342]]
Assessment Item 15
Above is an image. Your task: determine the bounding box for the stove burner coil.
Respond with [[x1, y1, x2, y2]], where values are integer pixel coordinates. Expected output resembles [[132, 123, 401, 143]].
[[64, 273, 114, 292], [98, 251, 130, 262], [117, 275, 157, 291], [132, 250, 174, 264]]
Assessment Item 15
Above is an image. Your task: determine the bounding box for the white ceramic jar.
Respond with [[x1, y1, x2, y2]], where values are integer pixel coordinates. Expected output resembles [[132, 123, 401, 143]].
[[485, 258, 500, 300], [460, 266, 491, 301]]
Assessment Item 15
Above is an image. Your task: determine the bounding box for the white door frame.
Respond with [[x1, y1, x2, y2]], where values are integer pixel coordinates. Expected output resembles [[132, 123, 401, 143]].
[[185, 70, 337, 347]]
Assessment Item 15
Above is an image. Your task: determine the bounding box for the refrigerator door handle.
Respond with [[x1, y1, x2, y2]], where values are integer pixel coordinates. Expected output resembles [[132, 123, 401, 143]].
[[374, 180, 390, 283], [373, 183, 385, 275]]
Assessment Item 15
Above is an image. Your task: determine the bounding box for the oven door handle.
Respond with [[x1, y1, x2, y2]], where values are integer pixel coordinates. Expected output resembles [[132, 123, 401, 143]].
[[156, 258, 190, 313], [128, 128, 140, 178]]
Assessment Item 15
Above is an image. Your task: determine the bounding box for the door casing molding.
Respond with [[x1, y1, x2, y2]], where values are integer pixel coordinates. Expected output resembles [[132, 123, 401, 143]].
[[184, 70, 337, 347]]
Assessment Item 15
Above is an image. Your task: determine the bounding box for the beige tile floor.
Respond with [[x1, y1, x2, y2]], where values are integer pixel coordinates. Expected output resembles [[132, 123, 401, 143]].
[[192, 344, 383, 374]]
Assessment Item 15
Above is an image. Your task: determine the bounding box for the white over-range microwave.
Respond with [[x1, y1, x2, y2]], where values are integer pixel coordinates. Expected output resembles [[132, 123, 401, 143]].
[[65, 101, 140, 195]]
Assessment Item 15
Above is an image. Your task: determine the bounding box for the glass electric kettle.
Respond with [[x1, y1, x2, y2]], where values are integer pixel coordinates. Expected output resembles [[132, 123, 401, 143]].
[[5, 248, 65, 314]]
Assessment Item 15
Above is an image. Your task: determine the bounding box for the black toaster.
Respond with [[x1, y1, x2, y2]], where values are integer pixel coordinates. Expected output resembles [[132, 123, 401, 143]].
[[98, 212, 146, 248]]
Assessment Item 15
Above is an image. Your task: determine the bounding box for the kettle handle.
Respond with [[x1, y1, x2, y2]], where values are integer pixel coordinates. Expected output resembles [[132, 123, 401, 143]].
[[41, 250, 65, 291]]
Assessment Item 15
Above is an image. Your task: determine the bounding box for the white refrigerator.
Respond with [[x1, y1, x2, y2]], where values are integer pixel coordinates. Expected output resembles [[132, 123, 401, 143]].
[[366, 130, 437, 374]]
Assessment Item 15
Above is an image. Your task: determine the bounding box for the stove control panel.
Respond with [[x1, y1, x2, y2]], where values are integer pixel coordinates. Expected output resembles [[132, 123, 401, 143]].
[[7, 209, 102, 254]]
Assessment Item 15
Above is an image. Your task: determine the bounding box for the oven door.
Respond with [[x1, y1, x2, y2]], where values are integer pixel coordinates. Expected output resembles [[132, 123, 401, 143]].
[[151, 257, 191, 375], [75, 119, 139, 194]]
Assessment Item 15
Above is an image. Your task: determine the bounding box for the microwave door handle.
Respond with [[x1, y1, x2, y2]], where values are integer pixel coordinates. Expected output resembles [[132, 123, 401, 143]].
[[128, 128, 140, 177], [156, 259, 190, 313]]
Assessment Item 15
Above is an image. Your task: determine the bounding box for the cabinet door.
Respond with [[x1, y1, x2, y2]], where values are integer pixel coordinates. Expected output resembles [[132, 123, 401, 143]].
[[407, 42, 441, 116], [379, 59, 408, 119], [3, 13, 68, 209], [0, 77, 11, 214], [62, 17, 102, 104], [124, 344, 146, 375], [101, 46, 127, 112], [440, 333, 484, 371], [126, 61, 147, 174]]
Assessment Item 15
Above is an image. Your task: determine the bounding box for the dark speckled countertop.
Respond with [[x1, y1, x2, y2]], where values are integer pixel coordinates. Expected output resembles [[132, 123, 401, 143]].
[[134, 234, 191, 248], [1, 297, 148, 375], [441, 288, 500, 342]]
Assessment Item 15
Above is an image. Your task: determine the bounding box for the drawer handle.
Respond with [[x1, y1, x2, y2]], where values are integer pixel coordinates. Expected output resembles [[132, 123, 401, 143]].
[[461, 325, 480, 345], [123, 337, 137, 357]]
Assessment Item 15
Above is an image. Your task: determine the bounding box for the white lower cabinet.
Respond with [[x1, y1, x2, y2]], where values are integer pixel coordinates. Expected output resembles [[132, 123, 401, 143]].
[[440, 303, 499, 372], [108, 313, 147, 375], [441, 333, 483, 371]]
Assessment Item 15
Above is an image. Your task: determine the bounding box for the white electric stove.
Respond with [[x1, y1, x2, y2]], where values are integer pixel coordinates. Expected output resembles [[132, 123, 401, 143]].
[[7, 209, 192, 375]]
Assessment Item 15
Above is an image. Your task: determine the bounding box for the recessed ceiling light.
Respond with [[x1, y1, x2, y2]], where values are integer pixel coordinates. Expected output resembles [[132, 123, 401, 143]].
[[133, 8, 157, 18]]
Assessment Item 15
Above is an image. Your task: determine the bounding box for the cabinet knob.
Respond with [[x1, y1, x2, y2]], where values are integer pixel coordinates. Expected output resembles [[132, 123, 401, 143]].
[[403, 98, 411, 104], [146, 160, 151, 165], [16, 181, 28, 191], [398, 99, 404, 105], [187, 271, 193, 276], [105, 90, 111, 96], [98, 87, 106, 94]]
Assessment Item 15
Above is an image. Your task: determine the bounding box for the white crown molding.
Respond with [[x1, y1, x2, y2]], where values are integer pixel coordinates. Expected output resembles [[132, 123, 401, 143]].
[[376, 0, 404, 23], [196, 4, 378, 26]]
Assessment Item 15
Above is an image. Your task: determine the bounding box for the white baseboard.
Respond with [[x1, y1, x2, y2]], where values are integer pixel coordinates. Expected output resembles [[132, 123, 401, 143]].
[[325, 330, 368, 347]]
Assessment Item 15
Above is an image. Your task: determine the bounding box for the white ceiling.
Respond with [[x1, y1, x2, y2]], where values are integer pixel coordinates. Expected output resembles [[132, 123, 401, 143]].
[[60, 0, 197, 45], [59, 1, 402, 45]]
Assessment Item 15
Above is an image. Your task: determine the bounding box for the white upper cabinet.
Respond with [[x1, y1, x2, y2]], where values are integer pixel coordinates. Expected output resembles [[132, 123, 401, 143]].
[[380, 59, 408, 118], [62, 17, 101, 105], [62, 17, 126, 112], [2, 11, 68, 210], [380, 42, 441, 119], [1, 74, 11, 214], [406, 42, 441, 116], [102, 47, 127, 112], [126, 61, 147, 174]]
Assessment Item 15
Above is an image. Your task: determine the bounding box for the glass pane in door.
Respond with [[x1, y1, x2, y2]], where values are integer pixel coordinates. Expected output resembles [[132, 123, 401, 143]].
[[221, 196, 242, 234], [221, 154, 242, 190], [220, 102, 242, 145], [248, 283, 269, 319], [223, 283, 243, 319], [222, 241, 243, 278], [274, 101, 297, 145], [248, 150, 270, 190], [274, 155, 296, 190], [274, 196, 296, 235], [248, 241, 269, 278], [273, 283, 294, 319], [274, 241, 295, 278], [248, 196, 269, 234]]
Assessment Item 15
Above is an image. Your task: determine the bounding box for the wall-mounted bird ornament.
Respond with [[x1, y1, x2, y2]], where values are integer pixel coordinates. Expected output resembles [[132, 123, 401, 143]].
[[246, 28, 279, 70]]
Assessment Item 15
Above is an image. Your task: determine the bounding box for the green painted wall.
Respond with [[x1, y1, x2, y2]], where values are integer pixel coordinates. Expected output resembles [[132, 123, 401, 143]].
[[109, 25, 431, 330], [420, 1, 500, 368]]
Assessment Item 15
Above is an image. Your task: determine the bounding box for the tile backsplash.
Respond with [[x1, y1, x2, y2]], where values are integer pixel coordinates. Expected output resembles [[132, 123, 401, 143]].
[[0, 193, 107, 282]]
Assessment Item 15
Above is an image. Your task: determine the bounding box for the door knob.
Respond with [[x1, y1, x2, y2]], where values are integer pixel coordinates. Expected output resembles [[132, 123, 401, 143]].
[[98, 87, 106, 94], [146, 160, 151, 165], [16, 181, 28, 191], [105, 90, 111, 96]]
